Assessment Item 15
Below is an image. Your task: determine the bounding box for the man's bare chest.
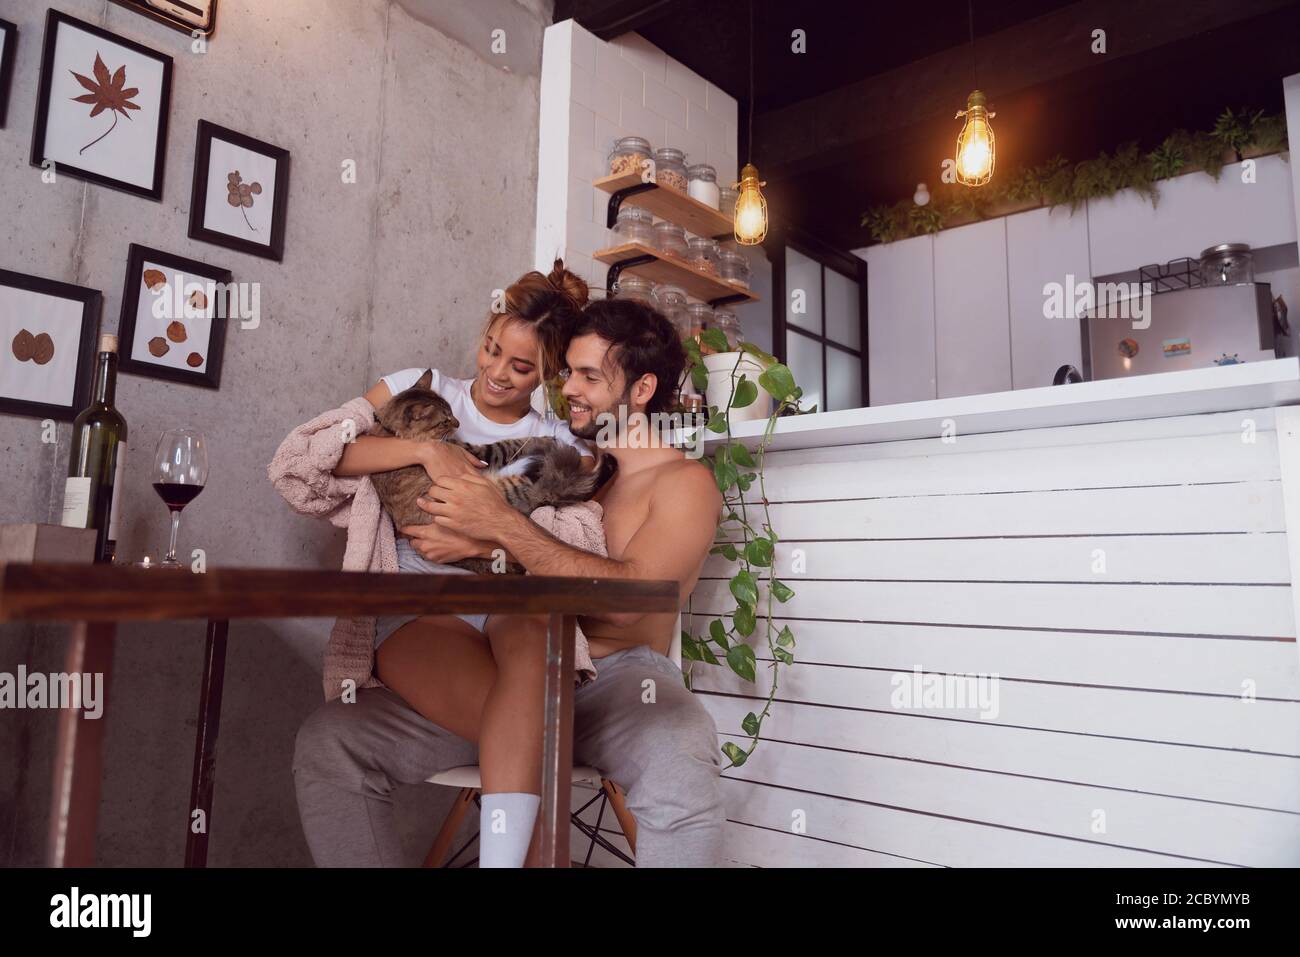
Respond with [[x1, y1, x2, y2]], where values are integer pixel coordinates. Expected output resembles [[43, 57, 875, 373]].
[[595, 476, 653, 559]]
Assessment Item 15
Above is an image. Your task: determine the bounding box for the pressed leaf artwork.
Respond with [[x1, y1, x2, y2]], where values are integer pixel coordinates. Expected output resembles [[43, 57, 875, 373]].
[[148, 336, 169, 357], [142, 268, 166, 291], [227, 170, 263, 231], [69, 52, 141, 155], [188, 289, 207, 310], [166, 321, 187, 343], [31, 334, 55, 365], [10, 329, 55, 365], [186, 352, 204, 368]]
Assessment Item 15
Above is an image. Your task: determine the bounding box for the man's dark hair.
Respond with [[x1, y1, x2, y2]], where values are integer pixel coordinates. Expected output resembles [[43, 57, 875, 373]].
[[569, 297, 686, 415]]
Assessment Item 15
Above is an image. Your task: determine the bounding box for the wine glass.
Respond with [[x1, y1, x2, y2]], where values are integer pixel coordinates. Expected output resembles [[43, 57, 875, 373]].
[[153, 428, 208, 569]]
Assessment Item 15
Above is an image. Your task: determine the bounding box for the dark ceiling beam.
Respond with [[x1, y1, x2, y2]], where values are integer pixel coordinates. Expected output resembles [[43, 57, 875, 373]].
[[552, 0, 686, 40], [755, 0, 1297, 179]]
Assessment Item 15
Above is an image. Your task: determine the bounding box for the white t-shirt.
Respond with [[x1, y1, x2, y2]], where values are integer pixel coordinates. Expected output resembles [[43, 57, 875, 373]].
[[381, 367, 591, 453]]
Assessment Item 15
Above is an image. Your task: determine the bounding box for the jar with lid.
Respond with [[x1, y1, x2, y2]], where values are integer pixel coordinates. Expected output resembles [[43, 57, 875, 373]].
[[653, 147, 688, 192], [713, 308, 743, 350], [718, 249, 751, 288], [608, 136, 653, 177], [685, 302, 715, 348], [654, 284, 690, 337], [687, 163, 720, 208], [719, 186, 738, 218], [652, 221, 688, 258], [613, 274, 655, 303], [686, 237, 720, 275], [1199, 243, 1255, 285], [613, 205, 655, 246]]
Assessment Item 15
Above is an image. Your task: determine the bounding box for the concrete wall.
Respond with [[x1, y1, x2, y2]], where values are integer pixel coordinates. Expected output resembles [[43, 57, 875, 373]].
[[0, 0, 551, 867]]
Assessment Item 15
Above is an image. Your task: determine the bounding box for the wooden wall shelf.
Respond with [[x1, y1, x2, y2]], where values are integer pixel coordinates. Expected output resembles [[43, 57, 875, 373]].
[[592, 242, 760, 306], [594, 172, 734, 239]]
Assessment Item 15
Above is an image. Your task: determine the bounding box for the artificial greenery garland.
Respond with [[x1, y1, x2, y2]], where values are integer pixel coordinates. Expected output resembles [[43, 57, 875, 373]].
[[862, 108, 1289, 245]]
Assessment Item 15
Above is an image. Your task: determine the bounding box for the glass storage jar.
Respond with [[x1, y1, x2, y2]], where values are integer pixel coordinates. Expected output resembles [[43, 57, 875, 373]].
[[654, 284, 690, 336], [653, 147, 689, 193], [652, 221, 688, 258], [687, 163, 720, 208], [613, 274, 655, 302], [713, 308, 743, 350], [1199, 243, 1255, 285], [613, 205, 655, 246], [608, 136, 653, 177], [685, 302, 715, 348], [686, 237, 720, 275], [719, 186, 738, 218], [718, 249, 751, 288]]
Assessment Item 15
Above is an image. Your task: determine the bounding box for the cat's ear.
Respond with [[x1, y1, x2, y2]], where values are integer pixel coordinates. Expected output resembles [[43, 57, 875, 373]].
[[414, 369, 433, 391]]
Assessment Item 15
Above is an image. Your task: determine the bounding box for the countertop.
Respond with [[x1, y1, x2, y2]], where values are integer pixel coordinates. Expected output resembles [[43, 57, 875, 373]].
[[700, 357, 1300, 453]]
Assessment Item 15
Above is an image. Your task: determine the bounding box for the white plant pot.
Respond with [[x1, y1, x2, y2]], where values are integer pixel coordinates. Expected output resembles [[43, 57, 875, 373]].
[[703, 352, 772, 422]]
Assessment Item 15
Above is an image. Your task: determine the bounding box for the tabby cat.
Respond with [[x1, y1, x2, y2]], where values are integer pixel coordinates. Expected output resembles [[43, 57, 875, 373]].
[[369, 370, 615, 574]]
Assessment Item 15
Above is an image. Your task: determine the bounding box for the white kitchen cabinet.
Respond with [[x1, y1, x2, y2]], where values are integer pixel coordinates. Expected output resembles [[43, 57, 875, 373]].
[[1006, 205, 1090, 389], [933, 219, 1012, 399], [863, 235, 936, 405], [1087, 155, 1297, 278]]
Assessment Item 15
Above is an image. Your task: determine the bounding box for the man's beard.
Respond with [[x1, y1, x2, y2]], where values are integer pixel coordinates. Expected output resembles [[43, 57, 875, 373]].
[[568, 388, 633, 441]]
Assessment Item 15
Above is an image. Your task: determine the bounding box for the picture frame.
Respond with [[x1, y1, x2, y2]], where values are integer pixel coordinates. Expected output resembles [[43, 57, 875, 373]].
[[108, 0, 219, 39], [0, 18, 17, 129], [29, 9, 173, 201], [117, 243, 232, 389], [188, 119, 290, 262], [0, 268, 102, 422]]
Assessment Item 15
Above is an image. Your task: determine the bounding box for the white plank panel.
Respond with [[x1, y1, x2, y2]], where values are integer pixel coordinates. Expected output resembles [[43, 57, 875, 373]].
[[722, 817, 938, 868], [682, 617, 1300, 699], [717, 741, 1294, 866], [702, 695, 1300, 813], [717, 779, 1222, 868], [689, 658, 1300, 755], [1006, 205, 1090, 390], [864, 235, 937, 405], [934, 219, 1013, 398], [690, 579, 1296, 639], [702, 534, 1291, 585]]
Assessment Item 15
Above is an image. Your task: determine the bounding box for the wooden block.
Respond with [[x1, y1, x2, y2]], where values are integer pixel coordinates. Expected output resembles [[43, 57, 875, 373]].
[[0, 524, 97, 564]]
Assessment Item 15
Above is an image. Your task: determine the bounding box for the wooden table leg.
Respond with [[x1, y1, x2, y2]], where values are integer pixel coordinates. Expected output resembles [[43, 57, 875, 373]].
[[185, 618, 229, 867], [538, 612, 575, 868], [47, 620, 116, 868]]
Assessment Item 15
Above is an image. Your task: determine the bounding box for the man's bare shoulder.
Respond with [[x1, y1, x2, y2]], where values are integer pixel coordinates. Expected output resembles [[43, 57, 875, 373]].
[[651, 455, 723, 511]]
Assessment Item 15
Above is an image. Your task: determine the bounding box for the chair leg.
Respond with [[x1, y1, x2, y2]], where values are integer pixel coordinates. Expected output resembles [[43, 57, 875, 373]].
[[602, 778, 637, 858], [423, 787, 477, 868]]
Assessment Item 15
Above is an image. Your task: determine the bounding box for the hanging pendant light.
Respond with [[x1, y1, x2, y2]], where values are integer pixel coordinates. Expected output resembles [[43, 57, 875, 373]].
[[734, 0, 768, 245], [953, 1, 995, 187], [955, 89, 995, 186]]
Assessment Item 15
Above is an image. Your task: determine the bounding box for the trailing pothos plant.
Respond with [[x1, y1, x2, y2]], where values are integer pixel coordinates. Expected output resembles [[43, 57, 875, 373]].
[[678, 328, 812, 769]]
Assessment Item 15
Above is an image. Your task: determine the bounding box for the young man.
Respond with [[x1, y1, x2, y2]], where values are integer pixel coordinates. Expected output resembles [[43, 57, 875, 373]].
[[292, 298, 726, 867]]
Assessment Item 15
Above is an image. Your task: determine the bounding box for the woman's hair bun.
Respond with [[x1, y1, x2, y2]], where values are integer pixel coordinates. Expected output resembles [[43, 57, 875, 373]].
[[547, 258, 589, 309]]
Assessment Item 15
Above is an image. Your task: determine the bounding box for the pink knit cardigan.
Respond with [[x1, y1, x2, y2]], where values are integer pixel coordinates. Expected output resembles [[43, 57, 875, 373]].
[[267, 395, 600, 701]]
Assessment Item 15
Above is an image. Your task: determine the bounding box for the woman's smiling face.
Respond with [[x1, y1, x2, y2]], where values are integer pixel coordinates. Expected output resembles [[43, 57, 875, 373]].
[[476, 317, 543, 410]]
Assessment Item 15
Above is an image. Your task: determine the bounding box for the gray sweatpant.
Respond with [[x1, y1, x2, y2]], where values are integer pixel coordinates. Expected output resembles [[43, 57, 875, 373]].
[[292, 643, 725, 867]]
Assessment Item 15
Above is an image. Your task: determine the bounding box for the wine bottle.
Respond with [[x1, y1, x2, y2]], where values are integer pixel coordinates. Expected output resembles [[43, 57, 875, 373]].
[[61, 334, 129, 563]]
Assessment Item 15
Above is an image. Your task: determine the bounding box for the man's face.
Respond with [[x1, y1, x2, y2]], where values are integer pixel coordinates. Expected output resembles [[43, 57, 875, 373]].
[[562, 333, 640, 440]]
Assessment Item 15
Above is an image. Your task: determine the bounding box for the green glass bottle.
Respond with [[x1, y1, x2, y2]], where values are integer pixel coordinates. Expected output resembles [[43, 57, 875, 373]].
[[61, 334, 128, 563]]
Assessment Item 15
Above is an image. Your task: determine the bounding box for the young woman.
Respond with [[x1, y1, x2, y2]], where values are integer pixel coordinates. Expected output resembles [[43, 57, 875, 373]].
[[332, 260, 591, 867]]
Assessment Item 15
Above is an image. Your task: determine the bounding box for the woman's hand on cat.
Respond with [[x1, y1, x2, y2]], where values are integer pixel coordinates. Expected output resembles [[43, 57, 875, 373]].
[[417, 474, 517, 542], [400, 520, 493, 563], [419, 440, 487, 485]]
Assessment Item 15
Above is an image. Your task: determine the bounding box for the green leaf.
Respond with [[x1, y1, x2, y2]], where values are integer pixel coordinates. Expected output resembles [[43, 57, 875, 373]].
[[713, 458, 739, 492], [744, 537, 774, 567], [721, 741, 747, 767], [758, 363, 797, 401], [729, 569, 759, 606], [721, 543, 739, 560], [773, 647, 794, 665], [683, 337, 701, 360], [726, 642, 757, 682], [690, 362, 709, 391], [732, 379, 758, 408], [706, 410, 729, 434], [733, 603, 756, 636], [729, 443, 755, 467], [700, 328, 730, 353], [737, 474, 753, 492], [709, 618, 730, 650], [739, 341, 777, 365], [741, 711, 760, 735], [697, 641, 719, 665], [776, 625, 795, 648], [771, 579, 795, 603], [680, 634, 704, 662]]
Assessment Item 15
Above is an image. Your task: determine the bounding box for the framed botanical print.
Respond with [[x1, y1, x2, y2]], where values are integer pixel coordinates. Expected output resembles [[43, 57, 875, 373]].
[[0, 268, 102, 421], [0, 18, 17, 129], [29, 9, 173, 200], [117, 244, 232, 389], [188, 120, 290, 261]]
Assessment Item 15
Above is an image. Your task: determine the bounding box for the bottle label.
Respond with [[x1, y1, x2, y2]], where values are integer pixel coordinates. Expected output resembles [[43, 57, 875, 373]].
[[107, 444, 127, 543], [61, 477, 92, 528]]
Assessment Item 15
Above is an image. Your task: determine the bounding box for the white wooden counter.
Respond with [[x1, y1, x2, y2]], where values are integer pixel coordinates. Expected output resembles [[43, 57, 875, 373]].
[[677, 359, 1300, 868]]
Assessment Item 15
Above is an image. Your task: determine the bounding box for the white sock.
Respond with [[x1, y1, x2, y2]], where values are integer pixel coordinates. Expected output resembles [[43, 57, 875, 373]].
[[478, 792, 540, 868]]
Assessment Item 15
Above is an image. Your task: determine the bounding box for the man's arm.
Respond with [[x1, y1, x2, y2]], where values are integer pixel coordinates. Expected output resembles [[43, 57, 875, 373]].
[[420, 464, 721, 627]]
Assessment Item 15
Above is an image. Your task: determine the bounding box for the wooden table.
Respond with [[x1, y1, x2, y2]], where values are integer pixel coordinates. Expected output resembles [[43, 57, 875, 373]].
[[0, 562, 679, 868]]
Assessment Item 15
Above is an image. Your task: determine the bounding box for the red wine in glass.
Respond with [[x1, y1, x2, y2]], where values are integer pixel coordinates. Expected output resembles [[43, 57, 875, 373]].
[[153, 429, 209, 568]]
